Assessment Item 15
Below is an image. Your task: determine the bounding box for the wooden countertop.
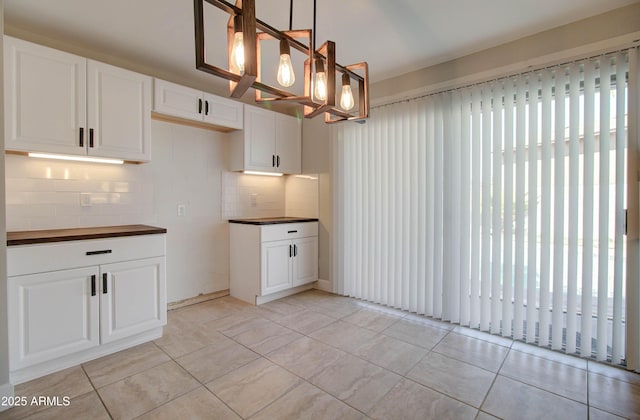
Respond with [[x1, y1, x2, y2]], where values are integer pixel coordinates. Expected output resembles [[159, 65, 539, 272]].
[[228, 217, 319, 225], [7, 224, 167, 246]]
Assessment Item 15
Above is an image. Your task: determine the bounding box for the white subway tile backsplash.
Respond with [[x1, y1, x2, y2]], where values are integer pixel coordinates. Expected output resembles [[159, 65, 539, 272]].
[[5, 154, 153, 231]]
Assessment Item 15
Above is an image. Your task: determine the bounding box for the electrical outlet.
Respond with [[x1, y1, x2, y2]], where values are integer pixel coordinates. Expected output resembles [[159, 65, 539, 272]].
[[80, 193, 91, 207], [177, 204, 186, 217]]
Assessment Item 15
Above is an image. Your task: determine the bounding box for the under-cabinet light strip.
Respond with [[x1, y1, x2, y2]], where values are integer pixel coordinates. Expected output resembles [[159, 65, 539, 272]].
[[28, 153, 124, 165], [243, 171, 283, 177]]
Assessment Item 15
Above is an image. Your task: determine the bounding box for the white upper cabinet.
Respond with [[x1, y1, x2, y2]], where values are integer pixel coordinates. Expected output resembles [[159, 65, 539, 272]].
[[4, 36, 152, 162], [87, 60, 151, 161], [154, 79, 243, 130], [229, 104, 302, 174], [4, 36, 86, 155], [275, 112, 302, 174]]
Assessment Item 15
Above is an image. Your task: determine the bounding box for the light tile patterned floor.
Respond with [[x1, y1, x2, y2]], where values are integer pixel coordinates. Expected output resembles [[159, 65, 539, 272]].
[[1, 290, 639, 419]]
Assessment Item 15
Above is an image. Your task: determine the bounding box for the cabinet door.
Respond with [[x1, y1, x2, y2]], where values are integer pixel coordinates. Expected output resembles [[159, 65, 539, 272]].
[[154, 79, 204, 122], [291, 237, 318, 287], [4, 36, 86, 154], [261, 239, 292, 295], [203, 92, 243, 129], [244, 105, 277, 172], [275, 113, 301, 174], [8, 267, 99, 370], [87, 60, 152, 161], [100, 257, 166, 344]]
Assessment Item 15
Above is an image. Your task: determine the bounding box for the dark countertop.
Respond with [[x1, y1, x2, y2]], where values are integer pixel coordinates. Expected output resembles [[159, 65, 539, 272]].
[[228, 217, 319, 225], [7, 224, 167, 246]]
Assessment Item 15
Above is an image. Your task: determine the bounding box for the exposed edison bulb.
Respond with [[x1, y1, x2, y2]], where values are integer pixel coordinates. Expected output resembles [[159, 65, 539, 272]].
[[230, 31, 245, 74], [277, 40, 295, 87], [340, 72, 354, 110], [340, 85, 355, 111], [314, 71, 327, 101]]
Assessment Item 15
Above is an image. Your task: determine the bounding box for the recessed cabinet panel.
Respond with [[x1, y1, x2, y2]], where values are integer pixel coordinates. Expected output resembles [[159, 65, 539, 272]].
[[8, 266, 99, 369], [261, 239, 292, 295], [4, 36, 86, 154], [203, 92, 243, 129], [100, 257, 166, 344], [88, 61, 152, 161], [154, 79, 202, 121], [275, 113, 302, 174], [292, 237, 318, 287], [245, 105, 277, 171]]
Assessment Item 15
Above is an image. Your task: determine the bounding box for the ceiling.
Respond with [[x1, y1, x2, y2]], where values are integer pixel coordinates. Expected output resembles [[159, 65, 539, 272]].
[[4, 0, 638, 99]]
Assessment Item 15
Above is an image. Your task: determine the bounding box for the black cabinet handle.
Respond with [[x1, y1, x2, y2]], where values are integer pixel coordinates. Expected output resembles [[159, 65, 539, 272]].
[[205, 100, 209, 115], [89, 128, 94, 148], [277, 155, 280, 167], [272, 155, 276, 167], [198, 98, 203, 114], [289, 244, 292, 258], [91, 275, 96, 296], [79, 127, 84, 147], [294, 244, 297, 257], [102, 273, 108, 294], [287, 230, 298, 234], [86, 249, 112, 256]]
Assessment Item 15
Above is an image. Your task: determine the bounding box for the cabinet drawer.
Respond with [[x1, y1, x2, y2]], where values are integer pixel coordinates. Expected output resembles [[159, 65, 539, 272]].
[[261, 222, 318, 243], [8, 234, 166, 277]]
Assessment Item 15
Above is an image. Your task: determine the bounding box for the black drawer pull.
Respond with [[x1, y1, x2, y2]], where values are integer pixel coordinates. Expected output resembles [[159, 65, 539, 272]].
[[289, 244, 293, 258], [90, 275, 96, 296], [277, 155, 280, 167], [102, 273, 108, 294], [287, 230, 298, 233], [272, 154, 276, 167], [86, 249, 112, 256], [294, 244, 297, 257], [205, 100, 209, 115], [79, 127, 84, 147], [198, 98, 203, 114], [89, 128, 94, 148]]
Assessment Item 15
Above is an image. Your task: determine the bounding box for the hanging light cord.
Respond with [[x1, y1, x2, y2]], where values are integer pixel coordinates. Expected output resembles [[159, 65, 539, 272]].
[[289, 0, 293, 31], [313, 0, 316, 48]]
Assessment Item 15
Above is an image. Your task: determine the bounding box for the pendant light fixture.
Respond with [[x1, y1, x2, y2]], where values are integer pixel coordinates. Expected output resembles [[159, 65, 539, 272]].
[[194, 0, 369, 123]]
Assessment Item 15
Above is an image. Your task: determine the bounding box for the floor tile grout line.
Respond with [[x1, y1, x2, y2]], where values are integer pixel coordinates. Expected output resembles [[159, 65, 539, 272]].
[[477, 342, 515, 415], [79, 364, 114, 420]]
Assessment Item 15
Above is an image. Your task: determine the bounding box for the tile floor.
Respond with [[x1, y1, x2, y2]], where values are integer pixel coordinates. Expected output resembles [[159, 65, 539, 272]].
[[1, 290, 639, 419]]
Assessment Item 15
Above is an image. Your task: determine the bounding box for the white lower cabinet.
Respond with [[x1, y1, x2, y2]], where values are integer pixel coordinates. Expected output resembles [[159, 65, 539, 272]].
[[7, 234, 166, 383], [231, 221, 318, 305]]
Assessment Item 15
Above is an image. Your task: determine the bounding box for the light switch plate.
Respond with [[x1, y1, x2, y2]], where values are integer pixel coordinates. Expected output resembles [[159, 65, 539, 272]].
[[177, 204, 186, 217], [80, 193, 91, 207]]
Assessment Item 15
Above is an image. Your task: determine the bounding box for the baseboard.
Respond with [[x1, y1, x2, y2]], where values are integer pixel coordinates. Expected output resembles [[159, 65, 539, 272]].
[[255, 283, 316, 305], [0, 382, 14, 412], [315, 279, 332, 293], [168, 289, 230, 310]]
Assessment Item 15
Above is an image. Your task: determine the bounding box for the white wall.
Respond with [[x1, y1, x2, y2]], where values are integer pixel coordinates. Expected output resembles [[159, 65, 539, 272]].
[[150, 120, 229, 303]]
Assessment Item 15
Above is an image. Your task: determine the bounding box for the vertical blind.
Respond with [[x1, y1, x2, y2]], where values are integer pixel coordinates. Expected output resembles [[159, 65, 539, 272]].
[[334, 50, 637, 365]]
